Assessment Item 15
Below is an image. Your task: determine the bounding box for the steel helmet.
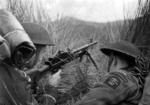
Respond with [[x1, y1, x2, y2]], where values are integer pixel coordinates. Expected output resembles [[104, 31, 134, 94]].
[[100, 40, 140, 58], [21, 23, 54, 46]]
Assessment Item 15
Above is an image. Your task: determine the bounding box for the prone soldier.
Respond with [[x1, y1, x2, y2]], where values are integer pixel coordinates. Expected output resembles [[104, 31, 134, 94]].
[[74, 40, 144, 105]]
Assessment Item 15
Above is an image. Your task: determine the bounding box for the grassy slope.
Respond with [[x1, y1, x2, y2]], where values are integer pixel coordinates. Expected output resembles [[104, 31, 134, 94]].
[[51, 17, 125, 68], [48, 17, 129, 104]]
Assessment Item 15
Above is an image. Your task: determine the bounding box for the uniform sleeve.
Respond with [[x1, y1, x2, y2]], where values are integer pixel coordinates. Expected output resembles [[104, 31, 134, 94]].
[[139, 73, 150, 105], [75, 71, 139, 105]]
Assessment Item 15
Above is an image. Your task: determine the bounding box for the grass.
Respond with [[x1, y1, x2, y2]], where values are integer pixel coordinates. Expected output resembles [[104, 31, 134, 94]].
[[0, 0, 137, 104]]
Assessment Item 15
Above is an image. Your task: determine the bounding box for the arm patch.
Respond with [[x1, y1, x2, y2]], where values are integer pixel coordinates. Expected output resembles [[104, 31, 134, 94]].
[[110, 71, 128, 83], [104, 76, 121, 89]]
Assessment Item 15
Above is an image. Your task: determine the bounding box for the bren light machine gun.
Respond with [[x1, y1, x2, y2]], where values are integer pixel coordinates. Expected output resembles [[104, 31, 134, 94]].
[[26, 41, 98, 92]]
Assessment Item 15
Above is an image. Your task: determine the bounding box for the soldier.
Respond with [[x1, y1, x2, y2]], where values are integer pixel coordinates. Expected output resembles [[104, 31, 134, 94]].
[[139, 73, 150, 105], [21, 22, 54, 70], [138, 56, 150, 105], [22, 22, 60, 104], [0, 9, 58, 105], [74, 40, 143, 105]]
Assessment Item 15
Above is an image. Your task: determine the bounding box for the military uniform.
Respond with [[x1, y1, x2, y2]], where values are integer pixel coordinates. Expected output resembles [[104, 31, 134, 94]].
[[74, 40, 143, 105], [0, 10, 56, 105], [75, 69, 143, 105], [0, 62, 56, 105], [139, 73, 150, 105]]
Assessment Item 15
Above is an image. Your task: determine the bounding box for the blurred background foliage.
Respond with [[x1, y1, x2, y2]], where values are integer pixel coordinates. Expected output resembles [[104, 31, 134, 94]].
[[1, 0, 150, 104]]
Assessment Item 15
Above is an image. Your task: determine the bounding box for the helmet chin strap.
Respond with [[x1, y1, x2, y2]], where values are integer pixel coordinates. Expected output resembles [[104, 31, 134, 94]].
[[108, 52, 129, 72], [107, 53, 115, 72]]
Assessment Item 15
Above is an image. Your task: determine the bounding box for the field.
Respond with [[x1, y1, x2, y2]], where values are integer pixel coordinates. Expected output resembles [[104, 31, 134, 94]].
[[0, 0, 129, 104], [1, 0, 150, 104]]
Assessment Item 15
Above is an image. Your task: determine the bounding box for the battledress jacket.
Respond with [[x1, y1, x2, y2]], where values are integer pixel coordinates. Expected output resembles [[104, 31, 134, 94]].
[[0, 62, 55, 105], [139, 73, 150, 105], [74, 68, 143, 105]]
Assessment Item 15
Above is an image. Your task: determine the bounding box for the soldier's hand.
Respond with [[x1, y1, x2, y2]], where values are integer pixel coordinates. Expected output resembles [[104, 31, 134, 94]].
[[49, 69, 62, 87]]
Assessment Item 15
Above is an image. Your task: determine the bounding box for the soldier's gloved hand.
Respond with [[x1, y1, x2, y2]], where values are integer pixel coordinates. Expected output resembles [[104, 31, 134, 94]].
[[49, 69, 62, 87]]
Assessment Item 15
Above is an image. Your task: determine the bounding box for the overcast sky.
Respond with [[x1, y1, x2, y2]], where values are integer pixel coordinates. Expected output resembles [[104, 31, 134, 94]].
[[44, 0, 138, 22], [0, 0, 139, 22]]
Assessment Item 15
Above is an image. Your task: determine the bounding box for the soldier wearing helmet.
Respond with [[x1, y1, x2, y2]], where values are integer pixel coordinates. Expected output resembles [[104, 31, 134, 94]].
[[74, 40, 143, 105], [0, 9, 39, 105], [0, 9, 58, 105], [139, 73, 150, 105], [21, 23, 60, 105], [101, 40, 140, 72], [21, 22, 54, 69], [138, 52, 150, 104]]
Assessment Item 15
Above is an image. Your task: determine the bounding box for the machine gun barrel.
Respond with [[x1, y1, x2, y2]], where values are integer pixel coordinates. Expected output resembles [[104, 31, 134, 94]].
[[71, 41, 98, 53]]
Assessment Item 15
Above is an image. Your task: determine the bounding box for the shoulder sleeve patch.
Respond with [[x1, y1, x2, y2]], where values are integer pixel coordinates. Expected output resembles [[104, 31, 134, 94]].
[[104, 76, 121, 89], [110, 71, 128, 83]]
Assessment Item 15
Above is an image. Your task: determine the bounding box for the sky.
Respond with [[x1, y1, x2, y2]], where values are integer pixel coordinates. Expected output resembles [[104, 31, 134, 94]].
[[0, 0, 139, 22], [44, 0, 139, 22]]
